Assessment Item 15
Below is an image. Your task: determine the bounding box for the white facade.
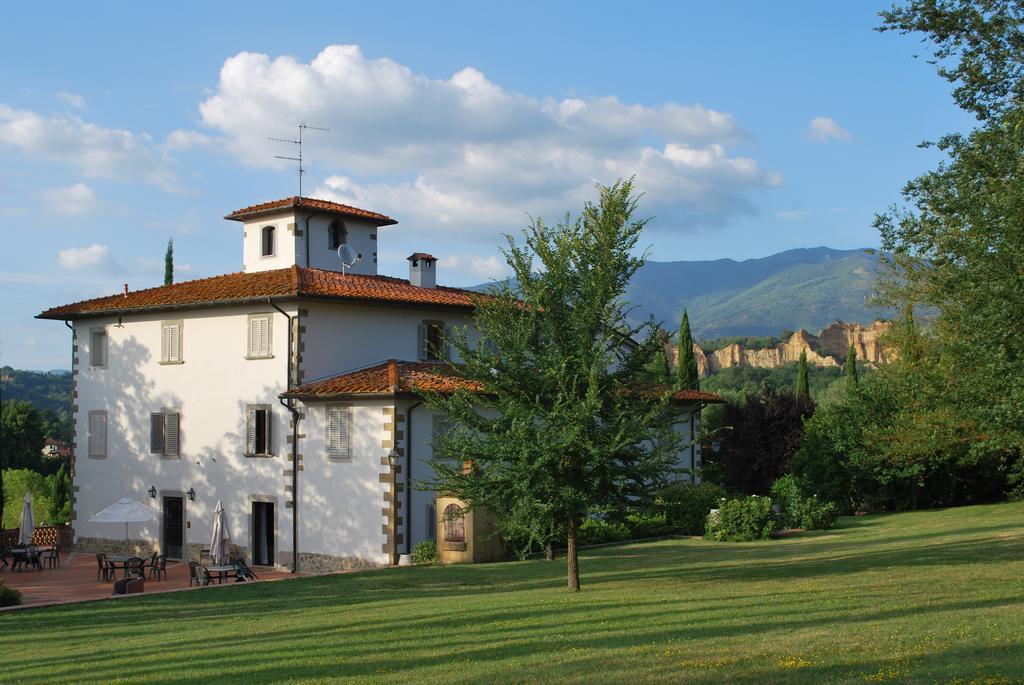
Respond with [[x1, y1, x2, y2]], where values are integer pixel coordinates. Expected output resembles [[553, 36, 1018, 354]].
[[59, 199, 709, 571]]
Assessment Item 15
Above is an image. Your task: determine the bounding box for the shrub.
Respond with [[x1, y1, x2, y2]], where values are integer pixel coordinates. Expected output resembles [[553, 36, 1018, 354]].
[[705, 495, 776, 542], [654, 482, 728, 535], [0, 578, 21, 607], [769, 475, 840, 530], [624, 511, 673, 539], [411, 540, 437, 565], [578, 517, 630, 546]]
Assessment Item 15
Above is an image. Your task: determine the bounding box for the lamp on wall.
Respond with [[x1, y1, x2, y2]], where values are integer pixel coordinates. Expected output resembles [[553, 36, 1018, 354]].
[[148, 486, 157, 499], [186, 487, 196, 501], [387, 448, 400, 470]]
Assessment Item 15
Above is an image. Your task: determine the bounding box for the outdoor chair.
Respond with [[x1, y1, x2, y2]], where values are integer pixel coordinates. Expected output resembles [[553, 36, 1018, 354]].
[[233, 558, 259, 581], [25, 544, 42, 571], [44, 546, 61, 569], [187, 560, 199, 587], [197, 565, 214, 587], [0, 549, 8, 574], [96, 553, 113, 581], [125, 557, 146, 578], [149, 554, 168, 581]]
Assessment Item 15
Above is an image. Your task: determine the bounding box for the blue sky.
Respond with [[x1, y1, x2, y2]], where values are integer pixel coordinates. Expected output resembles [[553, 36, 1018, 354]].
[[0, 1, 971, 369]]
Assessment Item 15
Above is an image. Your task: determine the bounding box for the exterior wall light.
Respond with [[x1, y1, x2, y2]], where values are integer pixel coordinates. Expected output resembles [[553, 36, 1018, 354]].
[[186, 487, 196, 501], [148, 486, 157, 499]]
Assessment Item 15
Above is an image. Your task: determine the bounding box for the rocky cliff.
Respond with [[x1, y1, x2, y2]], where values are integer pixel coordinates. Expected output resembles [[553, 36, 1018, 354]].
[[671, 320, 894, 377]]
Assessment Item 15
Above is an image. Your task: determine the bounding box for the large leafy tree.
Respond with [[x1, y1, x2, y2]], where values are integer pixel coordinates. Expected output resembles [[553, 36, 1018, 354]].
[[426, 180, 684, 591], [875, 0, 1024, 488]]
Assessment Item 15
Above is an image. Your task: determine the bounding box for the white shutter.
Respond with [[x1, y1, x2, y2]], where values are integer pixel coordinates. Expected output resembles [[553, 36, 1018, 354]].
[[246, 408, 257, 454], [165, 413, 180, 456], [338, 406, 350, 458], [168, 324, 180, 362], [90, 413, 107, 457], [418, 324, 428, 361], [327, 407, 341, 457], [150, 413, 165, 453], [161, 326, 170, 363], [248, 319, 260, 357]]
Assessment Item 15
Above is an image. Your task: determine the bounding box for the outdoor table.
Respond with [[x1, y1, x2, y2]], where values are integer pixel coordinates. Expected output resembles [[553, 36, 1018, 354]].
[[8, 547, 43, 572], [105, 556, 136, 579], [205, 564, 237, 584]]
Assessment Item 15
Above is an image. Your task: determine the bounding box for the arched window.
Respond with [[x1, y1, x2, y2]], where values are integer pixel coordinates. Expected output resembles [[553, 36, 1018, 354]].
[[443, 503, 465, 543], [328, 220, 347, 250], [261, 226, 275, 257]]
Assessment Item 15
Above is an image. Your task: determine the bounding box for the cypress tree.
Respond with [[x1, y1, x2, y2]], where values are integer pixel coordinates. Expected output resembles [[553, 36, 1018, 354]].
[[796, 349, 810, 400], [650, 337, 671, 384], [677, 309, 699, 390], [164, 238, 174, 286], [844, 343, 859, 393]]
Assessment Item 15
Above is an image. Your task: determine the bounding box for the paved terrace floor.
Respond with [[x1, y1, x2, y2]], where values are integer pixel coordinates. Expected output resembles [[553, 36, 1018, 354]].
[[2, 554, 294, 609]]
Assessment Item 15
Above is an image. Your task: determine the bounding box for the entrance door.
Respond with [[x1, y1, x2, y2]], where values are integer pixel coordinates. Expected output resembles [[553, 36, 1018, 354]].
[[252, 502, 274, 566], [162, 496, 184, 559]]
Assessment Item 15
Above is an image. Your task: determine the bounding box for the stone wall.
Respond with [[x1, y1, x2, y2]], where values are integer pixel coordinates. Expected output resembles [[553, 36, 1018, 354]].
[[287, 551, 383, 574], [75, 536, 159, 557]]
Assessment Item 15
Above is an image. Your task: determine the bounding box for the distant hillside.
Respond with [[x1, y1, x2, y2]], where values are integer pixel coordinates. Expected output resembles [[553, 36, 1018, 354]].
[[0, 367, 72, 414], [473, 247, 890, 338]]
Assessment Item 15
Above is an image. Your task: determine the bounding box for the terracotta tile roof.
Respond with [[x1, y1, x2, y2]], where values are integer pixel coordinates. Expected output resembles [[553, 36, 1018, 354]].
[[224, 196, 397, 226], [284, 360, 722, 404], [37, 266, 482, 319], [283, 360, 482, 399], [407, 252, 437, 261]]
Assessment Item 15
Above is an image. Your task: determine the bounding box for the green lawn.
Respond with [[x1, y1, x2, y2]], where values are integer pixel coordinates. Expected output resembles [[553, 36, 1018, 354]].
[[3, 502, 1024, 684]]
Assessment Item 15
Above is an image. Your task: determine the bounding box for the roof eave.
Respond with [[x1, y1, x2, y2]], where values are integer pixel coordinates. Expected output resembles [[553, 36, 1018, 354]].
[[36, 294, 300, 321], [224, 205, 397, 226]]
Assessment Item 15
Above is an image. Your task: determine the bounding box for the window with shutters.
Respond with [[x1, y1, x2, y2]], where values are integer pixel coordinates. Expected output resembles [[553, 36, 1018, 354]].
[[261, 225, 275, 257], [418, 320, 448, 361], [87, 410, 108, 458], [326, 405, 351, 461], [89, 327, 108, 367], [245, 405, 273, 457], [150, 410, 181, 457], [246, 314, 273, 359], [431, 415, 453, 462], [160, 321, 183, 364], [443, 503, 465, 543]]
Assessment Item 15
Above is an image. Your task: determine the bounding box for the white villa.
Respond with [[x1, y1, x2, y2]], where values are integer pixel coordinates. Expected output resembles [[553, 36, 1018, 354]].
[[39, 196, 719, 571]]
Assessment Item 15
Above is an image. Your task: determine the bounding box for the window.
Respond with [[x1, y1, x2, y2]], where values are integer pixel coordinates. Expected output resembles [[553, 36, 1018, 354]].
[[443, 503, 465, 543], [326, 405, 351, 460], [328, 220, 347, 250], [431, 415, 453, 462], [246, 406, 273, 456], [247, 314, 272, 359], [161, 321, 183, 364], [89, 328, 107, 367], [261, 225, 275, 257], [150, 411, 181, 457], [418, 320, 449, 361], [87, 410, 107, 458]]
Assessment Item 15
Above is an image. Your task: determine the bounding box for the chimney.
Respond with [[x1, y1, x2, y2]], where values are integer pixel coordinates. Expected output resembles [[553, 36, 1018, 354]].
[[387, 359, 399, 392], [407, 253, 437, 289]]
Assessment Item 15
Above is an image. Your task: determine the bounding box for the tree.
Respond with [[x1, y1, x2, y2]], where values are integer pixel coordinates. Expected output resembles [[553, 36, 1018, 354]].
[[164, 238, 174, 286], [705, 387, 813, 495], [676, 310, 700, 390], [1, 400, 46, 472], [795, 350, 810, 400], [426, 180, 684, 591], [48, 464, 71, 524], [844, 343, 859, 393], [648, 334, 671, 384], [875, 1, 1024, 489]]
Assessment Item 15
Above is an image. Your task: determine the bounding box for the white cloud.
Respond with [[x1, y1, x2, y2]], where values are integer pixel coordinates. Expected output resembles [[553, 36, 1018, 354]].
[[0, 104, 179, 190], [198, 45, 780, 238], [776, 209, 809, 221], [163, 129, 213, 151], [807, 116, 852, 142], [135, 256, 193, 275], [58, 244, 122, 272], [438, 254, 507, 281], [42, 182, 99, 215], [55, 91, 86, 109]]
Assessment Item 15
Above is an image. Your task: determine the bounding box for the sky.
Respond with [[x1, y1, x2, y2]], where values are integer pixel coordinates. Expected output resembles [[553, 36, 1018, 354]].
[[0, 1, 973, 370]]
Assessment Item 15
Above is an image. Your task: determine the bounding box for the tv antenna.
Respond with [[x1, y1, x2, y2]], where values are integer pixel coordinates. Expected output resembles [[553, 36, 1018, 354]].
[[269, 122, 329, 198]]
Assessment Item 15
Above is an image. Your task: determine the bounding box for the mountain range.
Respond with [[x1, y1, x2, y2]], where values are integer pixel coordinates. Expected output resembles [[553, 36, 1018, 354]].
[[474, 246, 891, 339]]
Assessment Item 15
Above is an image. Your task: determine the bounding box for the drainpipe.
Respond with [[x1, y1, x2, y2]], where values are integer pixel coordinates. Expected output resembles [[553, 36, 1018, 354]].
[[269, 298, 301, 573], [304, 214, 312, 268], [405, 400, 423, 555]]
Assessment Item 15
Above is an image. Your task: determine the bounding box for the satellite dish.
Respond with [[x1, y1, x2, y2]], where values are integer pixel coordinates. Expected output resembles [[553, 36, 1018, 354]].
[[337, 244, 360, 274]]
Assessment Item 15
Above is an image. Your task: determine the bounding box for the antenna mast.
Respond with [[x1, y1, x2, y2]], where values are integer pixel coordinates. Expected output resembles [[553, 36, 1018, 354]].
[[269, 122, 329, 198]]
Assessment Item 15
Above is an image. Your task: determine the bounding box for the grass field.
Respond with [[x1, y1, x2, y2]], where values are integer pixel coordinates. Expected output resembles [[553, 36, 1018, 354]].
[[3, 502, 1023, 684]]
